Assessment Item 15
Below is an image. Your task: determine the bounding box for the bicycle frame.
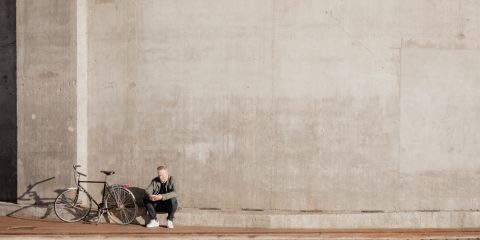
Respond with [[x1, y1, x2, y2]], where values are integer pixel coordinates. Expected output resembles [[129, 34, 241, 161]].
[[72, 169, 117, 211], [75, 179, 115, 209]]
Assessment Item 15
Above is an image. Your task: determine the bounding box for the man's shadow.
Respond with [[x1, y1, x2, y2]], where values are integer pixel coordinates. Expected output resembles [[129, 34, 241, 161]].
[[127, 186, 148, 225], [7, 177, 62, 219]]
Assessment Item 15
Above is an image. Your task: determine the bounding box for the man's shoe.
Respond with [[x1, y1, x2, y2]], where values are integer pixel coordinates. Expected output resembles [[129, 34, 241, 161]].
[[146, 219, 159, 228], [167, 220, 174, 229]]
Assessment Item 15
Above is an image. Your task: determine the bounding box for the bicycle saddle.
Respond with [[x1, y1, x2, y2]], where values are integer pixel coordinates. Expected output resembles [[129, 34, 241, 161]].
[[101, 170, 115, 175]]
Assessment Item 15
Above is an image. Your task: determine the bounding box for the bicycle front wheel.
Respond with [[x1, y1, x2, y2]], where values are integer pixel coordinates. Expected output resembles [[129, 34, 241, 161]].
[[54, 188, 92, 222], [105, 187, 138, 224]]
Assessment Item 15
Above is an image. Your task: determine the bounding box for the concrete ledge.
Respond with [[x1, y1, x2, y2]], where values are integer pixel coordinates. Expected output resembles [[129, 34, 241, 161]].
[[174, 208, 480, 229], [2, 202, 480, 228]]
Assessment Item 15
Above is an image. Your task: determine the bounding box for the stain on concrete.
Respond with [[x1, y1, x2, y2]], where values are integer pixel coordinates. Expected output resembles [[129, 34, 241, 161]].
[[95, 0, 115, 5], [199, 207, 222, 211], [242, 208, 264, 212], [37, 70, 59, 79]]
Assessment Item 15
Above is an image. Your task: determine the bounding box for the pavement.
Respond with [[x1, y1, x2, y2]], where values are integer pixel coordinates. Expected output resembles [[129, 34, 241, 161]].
[[2, 217, 480, 239]]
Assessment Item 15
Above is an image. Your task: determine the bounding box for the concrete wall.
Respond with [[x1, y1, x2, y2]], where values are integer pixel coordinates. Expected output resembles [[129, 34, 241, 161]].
[[0, 0, 17, 202], [86, 0, 480, 212], [16, 0, 77, 204], [15, 0, 480, 225]]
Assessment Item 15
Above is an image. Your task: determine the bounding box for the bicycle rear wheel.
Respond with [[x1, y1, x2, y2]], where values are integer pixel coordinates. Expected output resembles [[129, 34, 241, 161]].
[[105, 187, 138, 224], [54, 188, 92, 222]]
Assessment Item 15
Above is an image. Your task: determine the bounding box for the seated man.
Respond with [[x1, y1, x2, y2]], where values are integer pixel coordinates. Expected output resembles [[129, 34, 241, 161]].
[[144, 165, 178, 228]]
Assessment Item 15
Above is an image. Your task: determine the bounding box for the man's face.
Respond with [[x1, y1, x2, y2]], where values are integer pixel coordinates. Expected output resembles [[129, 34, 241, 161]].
[[158, 169, 168, 183]]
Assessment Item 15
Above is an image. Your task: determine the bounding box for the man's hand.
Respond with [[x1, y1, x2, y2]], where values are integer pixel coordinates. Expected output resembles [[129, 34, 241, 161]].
[[149, 194, 163, 201], [149, 195, 158, 201]]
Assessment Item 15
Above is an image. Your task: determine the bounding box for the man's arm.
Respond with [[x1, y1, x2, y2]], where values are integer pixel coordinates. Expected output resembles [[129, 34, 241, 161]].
[[145, 180, 155, 196], [161, 177, 177, 201]]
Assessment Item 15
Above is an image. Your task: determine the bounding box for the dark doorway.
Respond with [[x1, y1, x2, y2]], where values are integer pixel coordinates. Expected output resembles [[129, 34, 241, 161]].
[[0, 0, 17, 203]]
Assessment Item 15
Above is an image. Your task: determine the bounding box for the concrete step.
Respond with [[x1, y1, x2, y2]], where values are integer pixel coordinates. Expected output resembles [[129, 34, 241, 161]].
[[2, 201, 480, 229]]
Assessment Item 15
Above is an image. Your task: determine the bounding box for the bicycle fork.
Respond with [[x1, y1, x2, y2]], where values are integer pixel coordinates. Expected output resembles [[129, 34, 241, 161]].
[[96, 203, 107, 224]]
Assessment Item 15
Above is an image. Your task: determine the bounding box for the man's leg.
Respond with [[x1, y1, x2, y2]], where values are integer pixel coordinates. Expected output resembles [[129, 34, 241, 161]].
[[166, 197, 178, 221], [155, 198, 177, 221], [143, 196, 158, 221], [153, 198, 177, 228]]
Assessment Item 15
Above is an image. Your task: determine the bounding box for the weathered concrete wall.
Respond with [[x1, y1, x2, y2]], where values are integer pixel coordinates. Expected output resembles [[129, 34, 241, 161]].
[[85, 0, 480, 212], [16, 0, 77, 204], [14, 0, 480, 226], [0, 0, 17, 202]]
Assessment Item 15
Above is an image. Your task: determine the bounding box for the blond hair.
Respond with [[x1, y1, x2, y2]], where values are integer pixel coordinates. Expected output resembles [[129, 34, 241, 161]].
[[157, 165, 167, 171]]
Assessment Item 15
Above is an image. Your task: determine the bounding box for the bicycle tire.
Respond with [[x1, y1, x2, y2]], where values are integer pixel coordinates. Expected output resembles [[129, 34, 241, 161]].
[[54, 188, 92, 222], [105, 187, 138, 224]]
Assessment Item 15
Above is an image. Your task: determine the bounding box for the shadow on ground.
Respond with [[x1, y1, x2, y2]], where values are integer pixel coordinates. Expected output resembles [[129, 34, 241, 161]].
[[7, 177, 60, 219]]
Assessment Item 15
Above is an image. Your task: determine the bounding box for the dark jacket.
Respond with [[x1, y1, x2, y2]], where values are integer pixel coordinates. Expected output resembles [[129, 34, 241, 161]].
[[145, 175, 178, 201]]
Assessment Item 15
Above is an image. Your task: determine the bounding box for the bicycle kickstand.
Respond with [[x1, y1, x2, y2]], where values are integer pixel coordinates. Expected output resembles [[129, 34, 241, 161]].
[[96, 209, 106, 225]]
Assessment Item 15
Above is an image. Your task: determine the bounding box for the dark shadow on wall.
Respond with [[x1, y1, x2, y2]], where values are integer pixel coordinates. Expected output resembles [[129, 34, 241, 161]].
[[128, 186, 147, 207], [126, 186, 148, 225], [0, 0, 17, 203], [7, 177, 58, 219]]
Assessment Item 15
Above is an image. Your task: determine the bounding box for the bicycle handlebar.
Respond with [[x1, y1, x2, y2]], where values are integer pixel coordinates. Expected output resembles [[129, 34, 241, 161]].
[[73, 164, 87, 177]]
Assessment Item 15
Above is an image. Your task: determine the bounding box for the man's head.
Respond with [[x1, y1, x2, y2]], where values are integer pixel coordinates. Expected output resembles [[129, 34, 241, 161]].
[[157, 165, 168, 183]]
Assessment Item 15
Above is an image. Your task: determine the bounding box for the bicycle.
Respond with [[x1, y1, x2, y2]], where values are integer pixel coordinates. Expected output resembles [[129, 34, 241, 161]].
[[54, 165, 138, 225]]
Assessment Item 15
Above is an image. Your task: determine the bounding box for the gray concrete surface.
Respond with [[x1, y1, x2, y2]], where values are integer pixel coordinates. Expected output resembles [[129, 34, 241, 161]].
[[0, 0, 17, 202], [16, 0, 77, 205], [14, 0, 480, 228]]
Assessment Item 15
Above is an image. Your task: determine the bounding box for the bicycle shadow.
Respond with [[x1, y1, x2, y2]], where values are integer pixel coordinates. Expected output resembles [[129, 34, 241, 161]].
[[7, 177, 60, 219]]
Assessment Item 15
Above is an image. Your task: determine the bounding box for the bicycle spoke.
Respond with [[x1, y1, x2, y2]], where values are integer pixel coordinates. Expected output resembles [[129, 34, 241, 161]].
[[106, 188, 137, 224], [121, 188, 126, 203], [120, 208, 127, 222], [54, 189, 91, 223], [112, 187, 120, 206]]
